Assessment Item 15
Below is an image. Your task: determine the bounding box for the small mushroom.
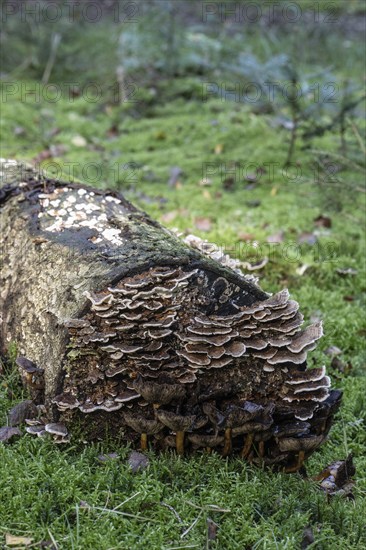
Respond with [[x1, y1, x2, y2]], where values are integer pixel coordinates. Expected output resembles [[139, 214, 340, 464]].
[[52, 393, 80, 411], [123, 411, 164, 451], [156, 409, 196, 455], [26, 425, 46, 437], [16, 356, 44, 389], [134, 376, 186, 407], [45, 423, 68, 437]]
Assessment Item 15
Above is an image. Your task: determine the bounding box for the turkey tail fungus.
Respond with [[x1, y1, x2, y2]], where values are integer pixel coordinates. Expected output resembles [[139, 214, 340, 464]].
[[0, 159, 342, 471]]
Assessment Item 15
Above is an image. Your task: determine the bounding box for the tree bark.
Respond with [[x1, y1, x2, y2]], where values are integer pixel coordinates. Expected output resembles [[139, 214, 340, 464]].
[[0, 160, 341, 468]]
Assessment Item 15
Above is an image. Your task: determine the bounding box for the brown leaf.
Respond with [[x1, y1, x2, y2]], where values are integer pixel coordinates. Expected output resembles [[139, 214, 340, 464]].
[[168, 167, 183, 187], [330, 356, 352, 375], [128, 451, 149, 473], [33, 149, 52, 163], [106, 124, 119, 138], [199, 178, 212, 187], [5, 533, 33, 547], [207, 518, 218, 542], [298, 232, 317, 245], [0, 426, 21, 443], [71, 135, 87, 147], [238, 232, 255, 242], [316, 454, 356, 498], [8, 400, 38, 427], [301, 526, 315, 549], [314, 214, 332, 228], [49, 144, 67, 157], [324, 346, 342, 357], [97, 452, 119, 462], [266, 231, 284, 244], [161, 211, 177, 224], [195, 217, 212, 232], [223, 177, 235, 191]]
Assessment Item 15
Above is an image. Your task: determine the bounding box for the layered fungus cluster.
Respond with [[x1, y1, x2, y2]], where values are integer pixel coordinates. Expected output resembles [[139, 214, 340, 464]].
[[54, 266, 340, 471]]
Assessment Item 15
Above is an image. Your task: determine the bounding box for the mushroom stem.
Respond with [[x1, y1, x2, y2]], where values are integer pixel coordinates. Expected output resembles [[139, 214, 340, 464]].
[[222, 427, 232, 457], [241, 433, 254, 459], [284, 450, 305, 473], [140, 433, 148, 451], [176, 431, 185, 455], [258, 440, 265, 457]]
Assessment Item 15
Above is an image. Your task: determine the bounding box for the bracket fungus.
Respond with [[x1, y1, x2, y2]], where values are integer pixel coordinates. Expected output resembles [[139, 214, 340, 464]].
[[0, 160, 342, 471]]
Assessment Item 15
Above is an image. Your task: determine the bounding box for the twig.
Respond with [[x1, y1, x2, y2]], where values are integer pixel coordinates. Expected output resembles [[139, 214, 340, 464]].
[[160, 502, 184, 524], [113, 491, 141, 511], [180, 510, 203, 539], [348, 118, 366, 155], [42, 32, 62, 85], [47, 529, 59, 550], [89, 506, 158, 522]]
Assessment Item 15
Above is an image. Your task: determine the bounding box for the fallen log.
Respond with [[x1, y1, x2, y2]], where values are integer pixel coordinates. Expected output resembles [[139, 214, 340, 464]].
[[0, 159, 341, 469]]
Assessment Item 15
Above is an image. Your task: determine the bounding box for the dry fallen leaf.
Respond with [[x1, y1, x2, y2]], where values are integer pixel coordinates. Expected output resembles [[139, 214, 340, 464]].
[[168, 166, 183, 187], [5, 533, 33, 547], [161, 211, 177, 224], [301, 526, 315, 549], [223, 177, 235, 191], [314, 214, 332, 228], [330, 356, 352, 375], [128, 451, 149, 473], [8, 400, 38, 427], [324, 345, 342, 357], [238, 232, 255, 242], [97, 452, 119, 462], [207, 518, 218, 542], [315, 454, 355, 499], [298, 232, 317, 245], [71, 135, 87, 147], [0, 426, 21, 443], [266, 230, 284, 244], [195, 217, 212, 232], [199, 178, 212, 187], [245, 173, 258, 183]]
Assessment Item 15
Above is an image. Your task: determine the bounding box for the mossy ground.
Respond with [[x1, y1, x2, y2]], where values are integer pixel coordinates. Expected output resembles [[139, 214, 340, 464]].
[[0, 19, 365, 548]]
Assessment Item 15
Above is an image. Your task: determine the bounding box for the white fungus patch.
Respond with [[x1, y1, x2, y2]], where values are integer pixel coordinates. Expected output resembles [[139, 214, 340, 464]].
[[38, 187, 125, 246]]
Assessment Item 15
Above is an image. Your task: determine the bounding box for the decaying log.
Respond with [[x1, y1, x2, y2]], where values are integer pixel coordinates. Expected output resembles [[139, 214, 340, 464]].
[[0, 159, 341, 469]]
